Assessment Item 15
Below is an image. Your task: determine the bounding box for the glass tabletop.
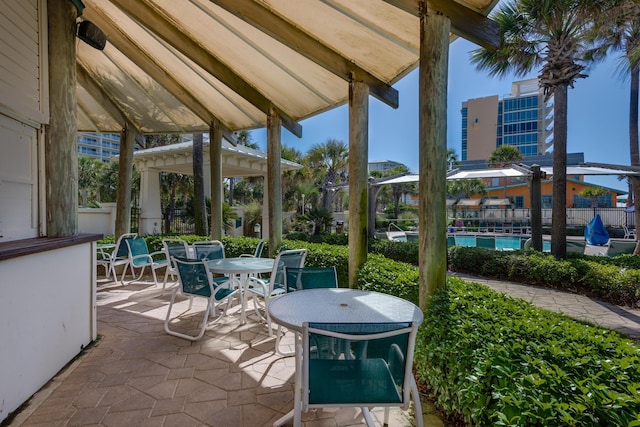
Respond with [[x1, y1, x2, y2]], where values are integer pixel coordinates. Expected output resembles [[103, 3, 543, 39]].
[[268, 288, 423, 331]]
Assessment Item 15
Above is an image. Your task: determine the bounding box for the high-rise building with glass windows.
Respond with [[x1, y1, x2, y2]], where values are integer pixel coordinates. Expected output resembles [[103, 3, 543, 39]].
[[77, 133, 121, 162], [461, 78, 554, 161]]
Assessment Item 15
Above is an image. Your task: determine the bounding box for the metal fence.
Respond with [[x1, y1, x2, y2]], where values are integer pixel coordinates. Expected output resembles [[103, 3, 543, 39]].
[[162, 207, 195, 235], [455, 207, 634, 228]]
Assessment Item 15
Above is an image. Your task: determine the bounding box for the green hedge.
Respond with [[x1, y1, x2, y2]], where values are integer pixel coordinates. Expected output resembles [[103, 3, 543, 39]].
[[449, 246, 640, 306], [415, 277, 640, 426]]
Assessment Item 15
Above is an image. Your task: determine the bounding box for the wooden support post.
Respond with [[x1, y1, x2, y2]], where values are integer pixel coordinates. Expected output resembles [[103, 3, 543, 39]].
[[267, 107, 283, 257], [115, 123, 135, 237], [529, 165, 543, 251], [210, 121, 224, 240], [45, 0, 78, 237], [348, 80, 369, 288], [419, 7, 450, 309]]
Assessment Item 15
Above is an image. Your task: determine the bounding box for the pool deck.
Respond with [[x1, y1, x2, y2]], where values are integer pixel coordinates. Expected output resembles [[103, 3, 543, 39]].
[[7, 265, 640, 426]]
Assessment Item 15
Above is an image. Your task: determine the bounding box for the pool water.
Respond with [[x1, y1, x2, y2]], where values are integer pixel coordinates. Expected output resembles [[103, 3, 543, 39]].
[[452, 234, 551, 251]]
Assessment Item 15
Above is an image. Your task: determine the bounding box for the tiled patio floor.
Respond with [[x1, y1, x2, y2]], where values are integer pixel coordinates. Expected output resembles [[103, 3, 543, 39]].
[[8, 277, 440, 427]]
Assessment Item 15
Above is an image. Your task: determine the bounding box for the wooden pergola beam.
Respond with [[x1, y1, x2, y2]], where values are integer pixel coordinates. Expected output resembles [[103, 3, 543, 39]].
[[383, 0, 500, 50], [109, 0, 302, 138], [210, 0, 398, 109], [76, 63, 143, 135], [84, 8, 217, 126]]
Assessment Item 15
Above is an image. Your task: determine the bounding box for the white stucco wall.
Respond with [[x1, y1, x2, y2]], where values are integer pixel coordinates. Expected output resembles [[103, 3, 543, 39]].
[[0, 243, 97, 422]]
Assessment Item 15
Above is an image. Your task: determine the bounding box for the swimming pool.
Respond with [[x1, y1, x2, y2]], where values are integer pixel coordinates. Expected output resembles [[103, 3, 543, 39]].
[[451, 233, 551, 251]]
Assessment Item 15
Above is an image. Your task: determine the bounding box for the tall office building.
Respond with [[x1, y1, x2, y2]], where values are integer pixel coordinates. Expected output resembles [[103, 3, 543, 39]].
[[77, 133, 121, 162], [461, 78, 554, 161], [368, 160, 406, 174]]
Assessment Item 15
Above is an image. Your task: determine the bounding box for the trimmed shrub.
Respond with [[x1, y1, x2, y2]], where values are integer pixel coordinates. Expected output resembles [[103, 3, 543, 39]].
[[449, 247, 640, 306], [414, 277, 640, 427], [368, 239, 419, 265]]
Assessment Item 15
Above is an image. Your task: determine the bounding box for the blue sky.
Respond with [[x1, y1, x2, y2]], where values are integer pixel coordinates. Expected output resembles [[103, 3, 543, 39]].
[[250, 35, 632, 192]]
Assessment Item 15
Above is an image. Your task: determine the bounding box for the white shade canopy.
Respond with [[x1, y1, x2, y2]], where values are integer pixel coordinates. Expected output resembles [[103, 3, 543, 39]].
[[76, 0, 500, 135]]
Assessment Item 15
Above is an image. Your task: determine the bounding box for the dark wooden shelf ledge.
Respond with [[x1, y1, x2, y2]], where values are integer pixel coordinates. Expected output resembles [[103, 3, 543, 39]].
[[0, 234, 103, 261]]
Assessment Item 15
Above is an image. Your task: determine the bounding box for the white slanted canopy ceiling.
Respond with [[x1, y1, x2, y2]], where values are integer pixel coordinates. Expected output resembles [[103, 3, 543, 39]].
[[76, 0, 500, 136]]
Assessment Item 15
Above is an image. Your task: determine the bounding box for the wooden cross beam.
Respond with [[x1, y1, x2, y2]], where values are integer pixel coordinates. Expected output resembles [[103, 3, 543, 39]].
[[383, 0, 500, 50]]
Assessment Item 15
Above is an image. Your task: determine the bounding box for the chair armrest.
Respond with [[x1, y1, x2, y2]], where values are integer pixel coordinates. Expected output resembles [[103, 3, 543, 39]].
[[149, 250, 167, 262], [239, 254, 255, 258], [130, 253, 154, 266], [246, 276, 269, 294]]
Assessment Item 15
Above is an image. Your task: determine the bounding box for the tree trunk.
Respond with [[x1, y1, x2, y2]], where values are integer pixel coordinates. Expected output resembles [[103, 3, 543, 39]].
[[193, 133, 208, 236], [551, 84, 568, 259], [630, 63, 640, 252], [419, 9, 450, 309], [229, 177, 234, 206]]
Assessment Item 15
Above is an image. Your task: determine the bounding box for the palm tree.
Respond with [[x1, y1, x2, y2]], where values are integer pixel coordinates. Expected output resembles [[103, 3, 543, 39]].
[[447, 179, 487, 220], [591, 1, 640, 242], [487, 145, 523, 168], [305, 139, 348, 210], [385, 165, 416, 221], [78, 156, 105, 206], [488, 145, 524, 198], [228, 130, 259, 206], [446, 148, 460, 171], [579, 187, 609, 208], [471, 0, 605, 259]]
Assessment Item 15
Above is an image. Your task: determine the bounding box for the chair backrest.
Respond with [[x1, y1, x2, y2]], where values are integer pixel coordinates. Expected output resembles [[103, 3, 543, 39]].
[[607, 239, 638, 257], [284, 266, 338, 292], [114, 232, 137, 259], [476, 235, 495, 250], [270, 249, 307, 293], [566, 240, 586, 254], [163, 238, 191, 267], [253, 239, 266, 258], [193, 240, 225, 260], [302, 321, 418, 410], [126, 237, 151, 267], [173, 257, 212, 297]]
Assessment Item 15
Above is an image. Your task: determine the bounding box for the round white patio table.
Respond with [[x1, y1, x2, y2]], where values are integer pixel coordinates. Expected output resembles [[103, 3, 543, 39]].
[[268, 288, 423, 427], [207, 257, 274, 324]]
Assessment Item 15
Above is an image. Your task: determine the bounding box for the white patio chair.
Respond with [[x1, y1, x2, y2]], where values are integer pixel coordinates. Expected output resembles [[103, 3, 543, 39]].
[[124, 237, 168, 287], [105, 233, 137, 283], [240, 238, 266, 258], [623, 225, 637, 239], [192, 240, 225, 260], [164, 257, 238, 341], [246, 249, 307, 335], [162, 238, 191, 291], [291, 321, 423, 427]]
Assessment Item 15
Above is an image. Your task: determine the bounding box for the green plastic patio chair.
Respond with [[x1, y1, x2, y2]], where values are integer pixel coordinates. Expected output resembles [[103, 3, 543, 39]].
[[105, 233, 137, 283], [294, 321, 423, 427], [240, 238, 266, 258], [476, 235, 496, 250], [162, 238, 191, 291], [192, 240, 225, 260], [274, 266, 339, 355], [566, 240, 587, 254], [606, 239, 638, 257], [246, 249, 307, 335], [164, 257, 238, 341], [124, 237, 168, 287], [284, 266, 338, 292]]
